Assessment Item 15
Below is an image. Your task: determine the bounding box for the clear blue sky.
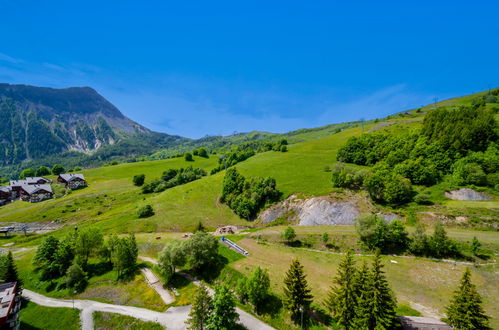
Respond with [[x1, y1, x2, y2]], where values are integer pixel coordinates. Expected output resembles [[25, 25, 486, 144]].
[[1, 1, 498, 138]]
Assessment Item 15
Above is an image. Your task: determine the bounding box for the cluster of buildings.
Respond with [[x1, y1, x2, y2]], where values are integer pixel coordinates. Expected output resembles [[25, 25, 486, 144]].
[[0, 174, 86, 205]]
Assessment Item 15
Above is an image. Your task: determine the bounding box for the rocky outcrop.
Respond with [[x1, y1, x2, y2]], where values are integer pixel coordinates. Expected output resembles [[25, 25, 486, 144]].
[[259, 195, 361, 225], [444, 188, 491, 201]]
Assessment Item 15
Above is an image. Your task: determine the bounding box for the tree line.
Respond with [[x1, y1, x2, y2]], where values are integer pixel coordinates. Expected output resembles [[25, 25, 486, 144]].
[[140, 166, 207, 193], [32, 227, 138, 292], [334, 105, 498, 205], [221, 168, 282, 220], [186, 251, 490, 329]]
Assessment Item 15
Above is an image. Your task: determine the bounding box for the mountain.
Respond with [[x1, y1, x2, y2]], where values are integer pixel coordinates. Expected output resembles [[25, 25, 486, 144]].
[[0, 83, 186, 166]]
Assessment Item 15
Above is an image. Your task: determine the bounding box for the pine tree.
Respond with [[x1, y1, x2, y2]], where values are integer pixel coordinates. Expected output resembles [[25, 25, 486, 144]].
[[207, 284, 239, 329], [186, 283, 213, 330], [353, 253, 397, 329], [325, 251, 357, 329], [353, 261, 370, 304], [283, 259, 313, 322], [445, 268, 490, 329], [4, 251, 21, 286]]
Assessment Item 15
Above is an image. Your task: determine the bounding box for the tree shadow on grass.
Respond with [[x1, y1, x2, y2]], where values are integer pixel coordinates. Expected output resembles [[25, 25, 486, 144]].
[[169, 273, 191, 290], [257, 293, 283, 317], [194, 254, 229, 283], [86, 261, 113, 278]]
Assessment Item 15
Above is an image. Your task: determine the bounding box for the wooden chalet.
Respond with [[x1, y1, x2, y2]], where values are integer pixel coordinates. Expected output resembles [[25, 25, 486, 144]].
[[0, 186, 12, 205], [57, 173, 87, 189], [19, 184, 53, 203]]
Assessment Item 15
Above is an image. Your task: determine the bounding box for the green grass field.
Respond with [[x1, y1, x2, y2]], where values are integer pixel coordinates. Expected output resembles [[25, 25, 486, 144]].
[[19, 300, 80, 330], [2, 91, 498, 329], [93, 311, 163, 330]]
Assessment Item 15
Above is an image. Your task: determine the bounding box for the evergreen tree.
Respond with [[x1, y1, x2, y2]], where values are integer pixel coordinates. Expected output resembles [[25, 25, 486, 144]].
[[3, 252, 21, 286], [471, 237, 481, 256], [187, 283, 213, 330], [207, 285, 239, 329], [353, 253, 397, 329], [325, 251, 357, 329], [283, 259, 313, 322], [445, 268, 490, 329]]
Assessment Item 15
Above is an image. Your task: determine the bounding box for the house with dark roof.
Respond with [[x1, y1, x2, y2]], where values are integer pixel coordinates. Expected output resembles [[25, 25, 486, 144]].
[[8, 177, 51, 199], [57, 174, 87, 189], [19, 184, 53, 203], [0, 282, 21, 329], [0, 187, 12, 205], [399, 316, 452, 330]]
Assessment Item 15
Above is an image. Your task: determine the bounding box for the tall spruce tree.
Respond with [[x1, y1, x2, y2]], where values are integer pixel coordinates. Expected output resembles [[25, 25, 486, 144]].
[[326, 251, 357, 329], [283, 259, 313, 322], [445, 268, 490, 329], [187, 283, 213, 330], [3, 251, 21, 286], [353, 253, 397, 329], [353, 261, 370, 305]]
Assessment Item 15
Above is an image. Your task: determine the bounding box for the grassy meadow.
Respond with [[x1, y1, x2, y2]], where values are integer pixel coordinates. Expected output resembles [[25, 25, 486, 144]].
[[1, 96, 498, 329]]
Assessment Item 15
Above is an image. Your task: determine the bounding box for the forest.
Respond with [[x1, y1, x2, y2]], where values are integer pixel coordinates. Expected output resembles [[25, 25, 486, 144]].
[[334, 102, 498, 206]]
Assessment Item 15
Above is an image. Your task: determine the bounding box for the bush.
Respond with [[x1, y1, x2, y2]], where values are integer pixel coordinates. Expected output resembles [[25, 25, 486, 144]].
[[184, 152, 193, 161], [281, 226, 296, 243], [133, 174, 145, 186], [138, 205, 154, 218], [198, 148, 208, 158], [65, 264, 88, 292], [365, 167, 413, 206], [19, 168, 36, 179], [36, 166, 51, 176], [355, 214, 409, 253], [52, 164, 65, 175], [414, 193, 433, 205]]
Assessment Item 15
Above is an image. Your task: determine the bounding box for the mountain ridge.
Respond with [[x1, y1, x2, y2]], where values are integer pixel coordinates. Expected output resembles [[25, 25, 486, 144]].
[[0, 83, 184, 165]]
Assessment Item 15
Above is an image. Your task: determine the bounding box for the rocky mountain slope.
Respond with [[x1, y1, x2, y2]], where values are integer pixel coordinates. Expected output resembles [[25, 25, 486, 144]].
[[0, 83, 183, 165]]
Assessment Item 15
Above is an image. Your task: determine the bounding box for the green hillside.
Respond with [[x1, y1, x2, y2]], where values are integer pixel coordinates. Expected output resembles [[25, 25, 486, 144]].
[[1, 89, 498, 329]]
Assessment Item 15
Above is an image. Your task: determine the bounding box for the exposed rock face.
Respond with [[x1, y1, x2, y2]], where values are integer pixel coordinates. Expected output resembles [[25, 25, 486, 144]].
[[259, 195, 360, 225], [444, 188, 491, 201]]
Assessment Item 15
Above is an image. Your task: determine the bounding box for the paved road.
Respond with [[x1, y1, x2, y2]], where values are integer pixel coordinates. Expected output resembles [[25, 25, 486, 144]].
[[139, 256, 274, 330], [22, 289, 189, 330]]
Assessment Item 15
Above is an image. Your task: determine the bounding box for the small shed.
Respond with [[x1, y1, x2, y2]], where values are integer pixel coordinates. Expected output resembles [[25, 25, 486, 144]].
[[57, 174, 87, 189]]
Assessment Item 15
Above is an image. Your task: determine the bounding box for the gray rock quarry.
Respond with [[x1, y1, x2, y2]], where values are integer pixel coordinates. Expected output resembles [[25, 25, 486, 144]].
[[444, 188, 491, 201], [259, 195, 360, 225]]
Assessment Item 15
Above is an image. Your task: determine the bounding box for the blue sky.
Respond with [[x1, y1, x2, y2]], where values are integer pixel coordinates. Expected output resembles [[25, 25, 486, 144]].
[[0, 1, 498, 138]]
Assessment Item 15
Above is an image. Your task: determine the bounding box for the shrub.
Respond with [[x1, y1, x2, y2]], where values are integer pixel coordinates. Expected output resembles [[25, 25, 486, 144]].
[[414, 193, 433, 205], [138, 205, 154, 218], [36, 166, 51, 176], [52, 164, 65, 175], [65, 264, 88, 292], [133, 174, 145, 186], [184, 152, 193, 161], [19, 168, 36, 179], [281, 226, 296, 243]]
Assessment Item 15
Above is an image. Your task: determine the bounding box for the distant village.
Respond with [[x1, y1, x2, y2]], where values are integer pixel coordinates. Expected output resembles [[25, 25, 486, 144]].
[[0, 174, 87, 205]]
